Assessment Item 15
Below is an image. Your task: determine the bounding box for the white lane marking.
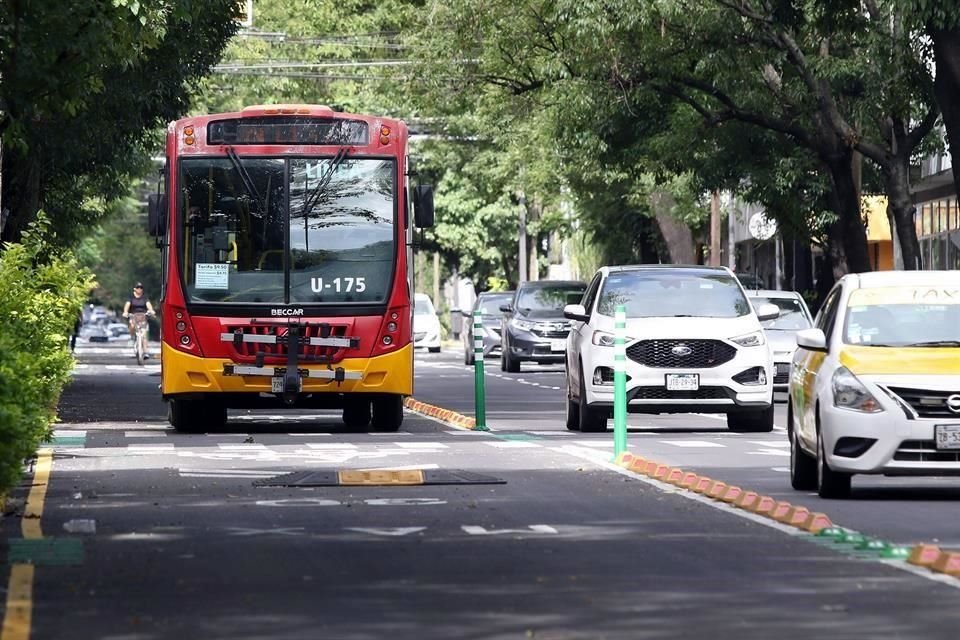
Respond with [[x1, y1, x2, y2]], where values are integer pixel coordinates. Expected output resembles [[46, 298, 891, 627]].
[[462, 525, 558, 535], [554, 444, 960, 590], [360, 464, 440, 472], [226, 527, 304, 537], [179, 468, 281, 478], [483, 441, 541, 449], [771, 467, 790, 473], [748, 440, 789, 448], [393, 442, 448, 449], [286, 433, 333, 437], [256, 498, 341, 507], [748, 449, 790, 457], [63, 519, 97, 534], [125, 431, 169, 438], [365, 498, 446, 506], [303, 443, 358, 449], [346, 527, 426, 536], [128, 444, 174, 452], [659, 440, 726, 448], [571, 440, 614, 448], [217, 443, 268, 450], [525, 431, 575, 436]]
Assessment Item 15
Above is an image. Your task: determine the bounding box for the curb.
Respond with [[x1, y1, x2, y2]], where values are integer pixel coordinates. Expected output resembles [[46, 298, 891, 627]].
[[403, 397, 486, 431], [611, 453, 960, 581]]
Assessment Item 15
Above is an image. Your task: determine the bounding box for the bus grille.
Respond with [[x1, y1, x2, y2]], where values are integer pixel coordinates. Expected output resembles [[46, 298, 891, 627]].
[[226, 323, 352, 363]]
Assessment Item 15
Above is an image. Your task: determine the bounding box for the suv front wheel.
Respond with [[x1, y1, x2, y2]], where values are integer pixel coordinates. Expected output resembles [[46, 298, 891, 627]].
[[726, 405, 774, 432], [578, 364, 608, 432]]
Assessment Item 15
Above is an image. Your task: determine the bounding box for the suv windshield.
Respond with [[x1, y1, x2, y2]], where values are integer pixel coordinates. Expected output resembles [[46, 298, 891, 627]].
[[477, 293, 512, 316], [598, 271, 751, 318], [179, 156, 395, 305], [516, 284, 585, 314], [752, 297, 812, 331]]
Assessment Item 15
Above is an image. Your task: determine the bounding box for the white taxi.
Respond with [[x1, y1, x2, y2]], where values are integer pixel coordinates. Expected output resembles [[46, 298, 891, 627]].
[[789, 271, 960, 498]]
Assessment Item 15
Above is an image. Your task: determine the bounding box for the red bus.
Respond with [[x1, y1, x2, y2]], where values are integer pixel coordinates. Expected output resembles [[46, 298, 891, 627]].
[[147, 104, 434, 432]]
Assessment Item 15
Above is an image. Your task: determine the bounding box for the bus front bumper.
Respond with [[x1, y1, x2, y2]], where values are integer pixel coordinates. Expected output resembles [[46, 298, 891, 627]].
[[161, 343, 414, 397]]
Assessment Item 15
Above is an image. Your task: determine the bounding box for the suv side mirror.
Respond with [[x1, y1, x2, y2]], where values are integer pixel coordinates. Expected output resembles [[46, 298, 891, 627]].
[[564, 304, 589, 322], [756, 303, 780, 322], [413, 185, 435, 228]]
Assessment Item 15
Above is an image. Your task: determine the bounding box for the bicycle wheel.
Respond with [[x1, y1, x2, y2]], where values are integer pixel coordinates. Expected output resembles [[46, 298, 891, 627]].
[[136, 330, 146, 366]]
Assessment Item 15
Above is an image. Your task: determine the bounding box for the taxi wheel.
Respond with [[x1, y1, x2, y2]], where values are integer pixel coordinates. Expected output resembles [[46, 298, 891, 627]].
[[565, 368, 581, 431], [817, 428, 851, 499], [790, 427, 817, 491]]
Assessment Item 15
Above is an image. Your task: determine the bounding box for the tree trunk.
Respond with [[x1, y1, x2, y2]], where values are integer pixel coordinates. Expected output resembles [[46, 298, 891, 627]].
[[885, 154, 922, 270], [930, 25, 960, 196], [823, 151, 871, 274], [0, 148, 43, 244], [650, 189, 696, 264]]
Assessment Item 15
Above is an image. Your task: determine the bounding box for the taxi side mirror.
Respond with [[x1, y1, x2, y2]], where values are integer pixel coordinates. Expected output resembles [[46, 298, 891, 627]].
[[796, 328, 827, 352]]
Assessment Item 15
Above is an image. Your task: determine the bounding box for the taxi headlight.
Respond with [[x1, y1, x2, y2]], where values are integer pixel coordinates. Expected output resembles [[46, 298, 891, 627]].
[[730, 330, 765, 347], [832, 366, 884, 413]]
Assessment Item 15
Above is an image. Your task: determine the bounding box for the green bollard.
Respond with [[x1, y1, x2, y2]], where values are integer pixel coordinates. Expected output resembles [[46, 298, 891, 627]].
[[473, 310, 489, 431], [613, 304, 627, 458]]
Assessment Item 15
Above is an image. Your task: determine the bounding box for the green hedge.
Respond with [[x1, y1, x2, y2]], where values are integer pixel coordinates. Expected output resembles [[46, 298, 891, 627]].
[[0, 214, 94, 494]]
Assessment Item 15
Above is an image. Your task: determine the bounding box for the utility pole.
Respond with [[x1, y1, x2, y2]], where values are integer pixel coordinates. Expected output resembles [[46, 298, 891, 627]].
[[709, 191, 721, 267], [518, 190, 528, 283], [433, 252, 440, 310]]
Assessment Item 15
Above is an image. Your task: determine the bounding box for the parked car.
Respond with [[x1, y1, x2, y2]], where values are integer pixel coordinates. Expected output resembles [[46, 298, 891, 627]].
[[564, 265, 779, 432], [413, 293, 442, 353], [462, 291, 514, 365], [500, 280, 587, 372], [107, 322, 131, 339], [746, 290, 814, 392], [85, 324, 111, 343], [789, 270, 960, 499]]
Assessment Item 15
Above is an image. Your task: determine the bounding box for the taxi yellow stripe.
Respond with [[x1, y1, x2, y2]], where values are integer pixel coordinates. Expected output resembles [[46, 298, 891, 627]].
[[839, 346, 960, 375]]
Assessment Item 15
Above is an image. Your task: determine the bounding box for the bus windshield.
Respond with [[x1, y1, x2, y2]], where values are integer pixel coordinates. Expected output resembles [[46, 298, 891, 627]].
[[179, 156, 395, 305]]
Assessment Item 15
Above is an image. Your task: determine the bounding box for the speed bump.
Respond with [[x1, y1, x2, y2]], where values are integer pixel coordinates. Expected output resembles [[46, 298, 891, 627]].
[[254, 469, 506, 487]]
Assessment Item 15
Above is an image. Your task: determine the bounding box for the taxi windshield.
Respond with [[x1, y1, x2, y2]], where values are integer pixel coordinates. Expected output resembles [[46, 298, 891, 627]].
[[843, 287, 960, 347]]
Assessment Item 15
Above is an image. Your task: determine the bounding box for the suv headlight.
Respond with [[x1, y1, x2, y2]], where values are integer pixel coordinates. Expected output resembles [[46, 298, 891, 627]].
[[592, 330, 614, 347], [510, 318, 535, 331], [729, 331, 765, 347], [832, 366, 884, 413]]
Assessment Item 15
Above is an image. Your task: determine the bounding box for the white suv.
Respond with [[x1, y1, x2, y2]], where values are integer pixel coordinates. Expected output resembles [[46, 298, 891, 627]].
[[564, 265, 779, 432]]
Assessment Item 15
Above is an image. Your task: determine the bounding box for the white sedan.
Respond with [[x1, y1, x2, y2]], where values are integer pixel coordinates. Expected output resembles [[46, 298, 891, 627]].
[[789, 271, 960, 498]]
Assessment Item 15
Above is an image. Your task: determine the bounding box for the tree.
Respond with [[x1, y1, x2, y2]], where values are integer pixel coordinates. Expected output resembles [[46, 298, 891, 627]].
[[0, 1, 240, 245]]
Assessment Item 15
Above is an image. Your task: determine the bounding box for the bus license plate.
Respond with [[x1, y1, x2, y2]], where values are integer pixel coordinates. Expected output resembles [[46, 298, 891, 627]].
[[272, 377, 302, 393], [550, 339, 566, 352], [935, 424, 960, 450], [666, 374, 699, 391]]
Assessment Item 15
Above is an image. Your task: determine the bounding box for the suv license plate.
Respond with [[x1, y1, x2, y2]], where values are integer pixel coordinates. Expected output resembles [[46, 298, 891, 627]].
[[666, 374, 699, 391], [272, 376, 302, 393], [935, 424, 960, 450], [550, 339, 566, 352]]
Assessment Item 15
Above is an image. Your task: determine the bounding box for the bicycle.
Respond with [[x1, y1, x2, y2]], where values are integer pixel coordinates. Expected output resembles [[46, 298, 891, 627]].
[[129, 312, 153, 366]]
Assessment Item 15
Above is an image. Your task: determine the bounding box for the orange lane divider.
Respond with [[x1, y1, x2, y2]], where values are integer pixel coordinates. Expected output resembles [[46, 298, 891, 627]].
[[748, 495, 778, 516], [908, 544, 943, 568], [930, 551, 960, 577], [403, 397, 478, 430]]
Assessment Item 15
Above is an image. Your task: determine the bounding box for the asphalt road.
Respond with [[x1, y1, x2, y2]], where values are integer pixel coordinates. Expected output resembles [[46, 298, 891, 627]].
[[2, 339, 959, 639]]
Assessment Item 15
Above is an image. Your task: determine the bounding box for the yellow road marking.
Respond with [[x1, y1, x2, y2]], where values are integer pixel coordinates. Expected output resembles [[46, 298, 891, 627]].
[[2, 448, 52, 640]]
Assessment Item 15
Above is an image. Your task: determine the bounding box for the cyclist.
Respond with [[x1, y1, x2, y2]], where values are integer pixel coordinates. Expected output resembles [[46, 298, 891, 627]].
[[122, 282, 156, 358]]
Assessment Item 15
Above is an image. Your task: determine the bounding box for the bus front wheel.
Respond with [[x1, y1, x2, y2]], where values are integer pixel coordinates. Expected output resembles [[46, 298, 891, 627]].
[[169, 397, 226, 433], [372, 395, 403, 432]]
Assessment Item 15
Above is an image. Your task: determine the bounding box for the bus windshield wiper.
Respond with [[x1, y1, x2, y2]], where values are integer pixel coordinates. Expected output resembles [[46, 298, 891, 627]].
[[226, 146, 266, 215], [902, 340, 960, 347], [300, 147, 350, 220]]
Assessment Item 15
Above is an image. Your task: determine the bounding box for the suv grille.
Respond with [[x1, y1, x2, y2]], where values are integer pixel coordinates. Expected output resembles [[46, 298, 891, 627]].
[[886, 387, 960, 419], [626, 339, 737, 368], [630, 386, 732, 401]]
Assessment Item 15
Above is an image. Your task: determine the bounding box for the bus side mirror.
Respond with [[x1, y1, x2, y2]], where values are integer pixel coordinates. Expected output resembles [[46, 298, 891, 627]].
[[413, 185, 435, 228], [147, 193, 167, 237]]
